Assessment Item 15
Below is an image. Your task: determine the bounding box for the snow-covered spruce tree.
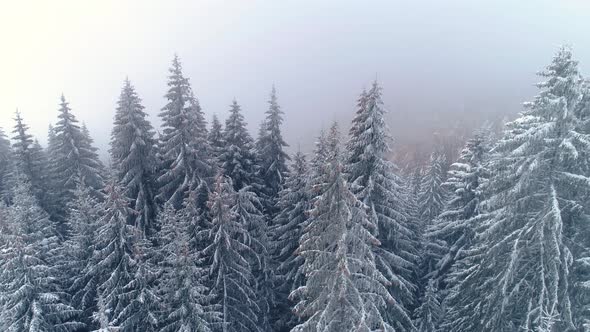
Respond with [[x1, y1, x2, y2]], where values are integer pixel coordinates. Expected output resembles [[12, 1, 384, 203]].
[[208, 114, 224, 167], [220, 99, 258, 191], [291, 123, 395, 332], [426, 127, 492, 288], [52, 95, 105, 203], [110, 78, 158, 236], [0, 127, 13, 202], [570, 77, 590, 330], [157, 55, 213, 208], [85, 182, 136, 326], [413, 279, 442, 332], [255, 86, 290, 220], [114, 238, 161, 332], [11, 112, 53, 213], [64, 184, 102, 327], [446, 47, 588, 331], [204, 175, 262, 332], [345, 82, 417, 330], [272, 151, 310, 331], [0, 178, 82, 331], [157, 202, 220, 332]]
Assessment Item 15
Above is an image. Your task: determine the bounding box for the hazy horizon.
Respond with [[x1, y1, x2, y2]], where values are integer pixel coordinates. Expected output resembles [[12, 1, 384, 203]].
[[2, 0, 590, 160]]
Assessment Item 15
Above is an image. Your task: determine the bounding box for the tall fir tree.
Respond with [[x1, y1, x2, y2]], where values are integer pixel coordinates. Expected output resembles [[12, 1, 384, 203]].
[[292, 123, 395, 331], [204, 175, 262, 332], [345, 82, 417, 330], [157, 202, 220, 332], [52, 95, 105, 204], [157, 55, 213, 208], [220, 100, 258, 191], [85, 182, 136, 327], [110, 78, 158, 236], [255, 86, 290, 220], [446, 47, 588, 331], [64, 184, 103, 328], [0, 178, 82, 331], [208, 114, 224, 167], [272, 151, 310, 331], [413, 279, 442, 332]]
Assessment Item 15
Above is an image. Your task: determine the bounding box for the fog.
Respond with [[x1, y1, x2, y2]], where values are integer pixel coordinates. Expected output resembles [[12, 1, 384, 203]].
[[1, 0, 590, 163]]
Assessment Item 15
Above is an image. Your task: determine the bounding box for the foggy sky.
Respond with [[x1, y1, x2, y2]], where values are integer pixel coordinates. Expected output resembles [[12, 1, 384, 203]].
[[1, 0, 590, 158]]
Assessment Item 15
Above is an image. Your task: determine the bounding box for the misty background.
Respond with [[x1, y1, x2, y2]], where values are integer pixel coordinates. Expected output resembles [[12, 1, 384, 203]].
[[2, 0, 590, 166]]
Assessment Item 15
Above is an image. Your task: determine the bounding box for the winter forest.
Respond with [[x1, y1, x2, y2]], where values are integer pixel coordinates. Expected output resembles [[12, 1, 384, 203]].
[[1, 45, 590, 332]]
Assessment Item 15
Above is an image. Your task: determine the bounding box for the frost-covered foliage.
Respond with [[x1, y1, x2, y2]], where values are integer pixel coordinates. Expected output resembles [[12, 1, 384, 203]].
[[292, 123, 395, 332], [445, 46, 588, 331], [220, 100, 258, 191], [114, 238, 161, 332], [346, 82, 417, 330], [63, 184, 102, 327], [208, 114, 224, 166], [111, 78, 158, 236], [0, 179, 82, 331], [426, 127, 492, 288], [0, 127, 13, 202], [255, 86, 290, 218], [157, 202, 219, 332], [84, 182, 136, 327], [204, 176, 262, 332], [413, 279, 442, 332], [419, 152, 447, 224], [272, 152, 310, 331], [157, 55, 213, 208], [51, 95, 105, 203]]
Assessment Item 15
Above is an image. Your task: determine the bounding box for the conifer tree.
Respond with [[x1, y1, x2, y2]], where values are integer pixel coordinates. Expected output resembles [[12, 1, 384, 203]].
[[0, 127, 13, 202], [413, 279, 442, 332], [446, 46, 586, 332], [114, 238, 161, 331], [208, 114, 224, 167], [272, 151, 310, 331], [204, 175, 262, 332], [52, 95, 105, 203], [292, 123, 396, 332], [64, 184, 102, 327], [111, 78, 158, 236], [220, 100, 258, 190], [255, 86, 290, 220], [345, 82, 417, 330], [157, 55, 213, 208], [0, 178, 82, 331], [85, 182, 136, 326], [157, 202, 220, 332]]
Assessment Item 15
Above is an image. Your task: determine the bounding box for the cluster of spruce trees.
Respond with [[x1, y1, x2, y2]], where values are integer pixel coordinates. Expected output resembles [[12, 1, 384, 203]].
[[1, 47, 590, 332]]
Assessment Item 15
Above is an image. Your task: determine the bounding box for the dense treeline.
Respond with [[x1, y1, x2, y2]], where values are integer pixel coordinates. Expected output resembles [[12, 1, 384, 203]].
[[0, 47, 589, 331]]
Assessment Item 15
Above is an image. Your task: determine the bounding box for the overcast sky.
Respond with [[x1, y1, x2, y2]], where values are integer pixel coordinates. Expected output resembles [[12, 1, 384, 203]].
[[1, 0, 590, 157]]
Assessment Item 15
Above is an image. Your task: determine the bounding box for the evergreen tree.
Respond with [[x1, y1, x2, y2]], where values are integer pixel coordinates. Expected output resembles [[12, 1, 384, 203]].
[[255, 86, 290, 220], [52, 95, 105, 203], [0, 178, 82, 331], [292, 123, 395, 332], [0, 127, 13, 202], [272, 151, 310, 331], [426, 127, 492, 287], [157, 202, 220, 332], [85, 182, 136, 326], [115, 238, 161, 331], [345, 82, 417, 330], [413, 279, 442, 332], [111, 78, 158, 236], [64, 184, 102, 327], [208, 114, 224, 166], [204, 175, 261, 332], [157, 55, 213, 208], [446, 46, 586, 331], [220, 100, 258, 191]]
